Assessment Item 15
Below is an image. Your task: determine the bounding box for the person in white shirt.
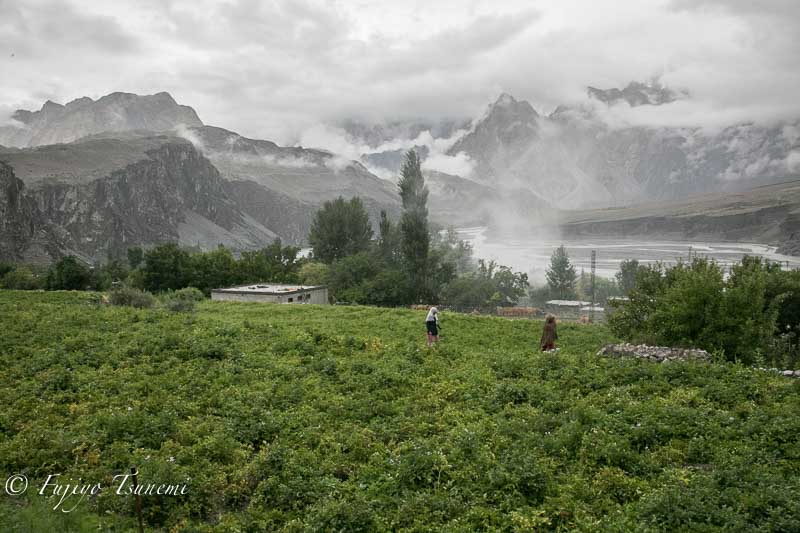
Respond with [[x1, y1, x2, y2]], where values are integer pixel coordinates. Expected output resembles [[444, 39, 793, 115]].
[[425, 306, 440, 346]]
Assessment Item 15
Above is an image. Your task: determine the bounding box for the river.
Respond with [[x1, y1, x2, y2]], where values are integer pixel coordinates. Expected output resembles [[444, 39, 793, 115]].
[[456, 227, 800, 282]]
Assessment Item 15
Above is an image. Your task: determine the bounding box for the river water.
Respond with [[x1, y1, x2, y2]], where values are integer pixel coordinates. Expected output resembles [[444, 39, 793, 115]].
[[456, 226, 800, 283]]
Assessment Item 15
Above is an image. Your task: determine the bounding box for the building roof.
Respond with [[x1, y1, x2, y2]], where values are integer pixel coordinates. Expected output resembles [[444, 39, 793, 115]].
[[546, 299, 592, 307], [212, 284, 325, 295]]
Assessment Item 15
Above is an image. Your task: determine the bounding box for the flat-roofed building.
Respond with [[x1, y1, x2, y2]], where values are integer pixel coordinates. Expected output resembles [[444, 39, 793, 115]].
[[545, 300, 592, 308], [211, 284, 328, 304]]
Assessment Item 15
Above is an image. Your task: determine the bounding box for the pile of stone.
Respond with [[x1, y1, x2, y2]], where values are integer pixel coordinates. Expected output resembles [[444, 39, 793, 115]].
[[597, 343, 800, 378], [756, 368, 800, 378], [596, 343, 710, 363]]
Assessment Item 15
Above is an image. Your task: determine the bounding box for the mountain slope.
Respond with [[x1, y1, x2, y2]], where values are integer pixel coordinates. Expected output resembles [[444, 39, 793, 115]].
[[183, 126, 402, 239], [0, 133, 276, 263], [559, 178, 800, 254], [447, 85, 800, 208], [448, 93, 539, 186], [426, 170, 552, 229], [0, 92, 203, 148]]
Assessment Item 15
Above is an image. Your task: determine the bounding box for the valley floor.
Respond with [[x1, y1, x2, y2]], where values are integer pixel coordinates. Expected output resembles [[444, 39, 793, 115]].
[[557, 179, 800, 257], [1, 291, 799, 531]]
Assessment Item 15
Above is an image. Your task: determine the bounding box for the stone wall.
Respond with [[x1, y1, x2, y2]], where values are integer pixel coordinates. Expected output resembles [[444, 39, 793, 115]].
[[597, 343, 800, 378], [596, 343, 710, 363]]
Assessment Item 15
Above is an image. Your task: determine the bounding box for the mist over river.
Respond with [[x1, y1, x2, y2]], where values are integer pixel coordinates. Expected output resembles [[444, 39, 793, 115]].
[[457, 227, 800, 283]]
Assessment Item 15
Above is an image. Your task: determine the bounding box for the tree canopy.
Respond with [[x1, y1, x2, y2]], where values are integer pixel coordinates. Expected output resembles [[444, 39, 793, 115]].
[[308, 196, 373, 264], [546, 245, 577, 299]]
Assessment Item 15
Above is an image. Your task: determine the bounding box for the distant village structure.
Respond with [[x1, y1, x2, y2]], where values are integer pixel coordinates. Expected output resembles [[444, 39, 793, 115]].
[[545, 299, 606, 321], [211, 284, 329, 304], [545, 299, 592, 310]]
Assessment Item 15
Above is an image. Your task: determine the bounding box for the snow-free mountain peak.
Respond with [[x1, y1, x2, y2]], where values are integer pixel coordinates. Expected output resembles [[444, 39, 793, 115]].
[[587, 80, 683, 107], [0, 91, 203, 148]]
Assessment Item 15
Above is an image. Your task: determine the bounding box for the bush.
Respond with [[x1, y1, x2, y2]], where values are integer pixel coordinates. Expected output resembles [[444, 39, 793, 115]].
[[298, 261, 330, 285], [441, 260, 528, 311], [109, 286, 156, 309], [0, 261, 14, 278], [160, 287, 205, 313], [46, 255, 94, 290], [609, 257, 780, 364], [1, 266, 42, 290]]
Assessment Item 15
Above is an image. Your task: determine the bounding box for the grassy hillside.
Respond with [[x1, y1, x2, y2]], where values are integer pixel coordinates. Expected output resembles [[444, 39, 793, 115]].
[[1, 291, 799, 531]]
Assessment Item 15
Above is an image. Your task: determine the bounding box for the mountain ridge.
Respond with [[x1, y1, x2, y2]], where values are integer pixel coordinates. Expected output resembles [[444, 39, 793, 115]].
[[0, 133, 277, 263], [445, 84, 800, 208], [3, 87, 800, 262], [0, 92, 203, 148]]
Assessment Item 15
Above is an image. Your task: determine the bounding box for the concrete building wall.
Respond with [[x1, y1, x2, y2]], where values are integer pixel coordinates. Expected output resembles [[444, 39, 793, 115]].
[[307, 288, 328, 304], [211, 287, 329, 304]]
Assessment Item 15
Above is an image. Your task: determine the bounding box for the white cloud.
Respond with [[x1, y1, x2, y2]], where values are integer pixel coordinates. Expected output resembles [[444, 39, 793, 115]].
[[787, 151, 800, 173], [422, 151, 475, 177], [591, 99, 796, 131], [173, 123, 205, 151], [322, 155, 352, 172], [0, 0, 798, 143], [298, 121, 475, 179], [299, 124, 367, 161]]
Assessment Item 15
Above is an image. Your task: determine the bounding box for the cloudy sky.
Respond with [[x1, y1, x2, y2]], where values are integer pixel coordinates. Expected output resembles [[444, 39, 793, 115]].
[[1, 0, 799, 143]]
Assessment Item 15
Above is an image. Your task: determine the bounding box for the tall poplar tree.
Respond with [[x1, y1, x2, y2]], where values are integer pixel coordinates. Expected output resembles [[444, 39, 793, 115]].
[[398, 150, 430, 301]]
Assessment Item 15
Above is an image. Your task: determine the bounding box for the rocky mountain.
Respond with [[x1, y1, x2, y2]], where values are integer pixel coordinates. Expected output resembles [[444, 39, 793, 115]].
[[448, 93, 615, 207], [0, 161, 49, 262], [447, 85, 800, 208], [0, 91, 413, 262], [586, 80, 684, 107], [4, 86, 799, 263], [448, 93, 539, 185], [0, 92, 203, 148], [181, 125, 403, 243], [0, 132, 277, 263]]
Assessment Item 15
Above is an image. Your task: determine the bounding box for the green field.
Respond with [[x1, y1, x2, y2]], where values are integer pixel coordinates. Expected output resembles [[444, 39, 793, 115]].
[[1, 291, 799, 532]]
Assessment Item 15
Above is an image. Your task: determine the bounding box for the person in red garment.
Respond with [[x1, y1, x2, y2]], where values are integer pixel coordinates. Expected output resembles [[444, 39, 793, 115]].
[[540, 314, 558, 352]]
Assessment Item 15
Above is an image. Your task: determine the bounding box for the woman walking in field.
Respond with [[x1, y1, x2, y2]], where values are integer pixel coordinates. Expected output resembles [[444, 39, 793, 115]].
[[540, 314, 558, 352], [425, 306, 440, 346]]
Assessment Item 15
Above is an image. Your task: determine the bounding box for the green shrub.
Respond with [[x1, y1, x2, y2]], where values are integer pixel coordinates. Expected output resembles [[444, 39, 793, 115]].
[[0, 266, 42, 290], [160, 287, 205, 312], [46, 255, 94, 290], [109, 286, 156, 308], [610, 257, 780, 364]]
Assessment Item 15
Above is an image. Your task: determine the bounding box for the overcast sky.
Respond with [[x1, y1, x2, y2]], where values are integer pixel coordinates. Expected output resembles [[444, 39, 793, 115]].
[[1, 0, 799, 143]]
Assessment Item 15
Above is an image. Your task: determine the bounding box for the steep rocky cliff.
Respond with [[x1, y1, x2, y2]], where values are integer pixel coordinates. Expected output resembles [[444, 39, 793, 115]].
[[0, 133, 277, 263], [0, 162, 52, 262]]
